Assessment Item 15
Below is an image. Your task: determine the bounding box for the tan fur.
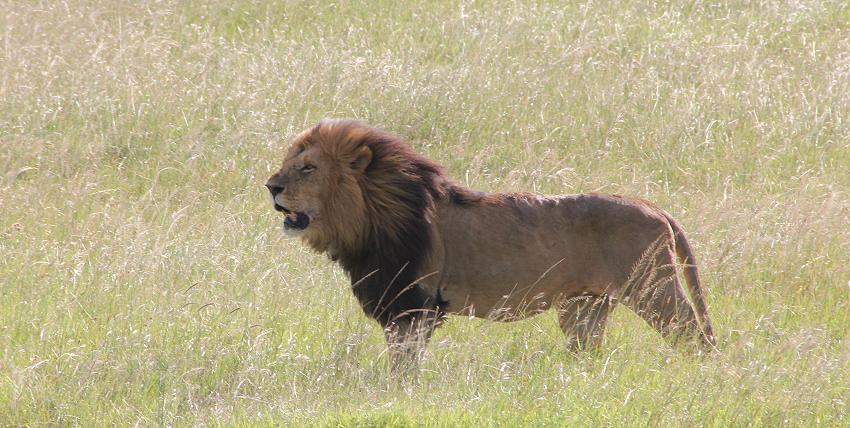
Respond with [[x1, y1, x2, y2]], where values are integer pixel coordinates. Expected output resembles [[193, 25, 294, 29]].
[[267, 120, 716, 371]]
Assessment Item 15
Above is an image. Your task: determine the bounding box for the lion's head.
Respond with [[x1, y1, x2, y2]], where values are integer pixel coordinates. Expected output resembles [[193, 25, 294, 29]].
[[266, 119, 450, 324], [265, 120, 375, 254], [267, 119, 445, 257]]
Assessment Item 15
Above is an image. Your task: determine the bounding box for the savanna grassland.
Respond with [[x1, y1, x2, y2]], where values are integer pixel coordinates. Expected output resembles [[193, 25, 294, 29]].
[[2, 0, 849, 426]]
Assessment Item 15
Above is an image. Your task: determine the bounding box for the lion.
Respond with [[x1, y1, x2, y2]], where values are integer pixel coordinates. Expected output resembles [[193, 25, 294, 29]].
[[266, 119, 716, 372]]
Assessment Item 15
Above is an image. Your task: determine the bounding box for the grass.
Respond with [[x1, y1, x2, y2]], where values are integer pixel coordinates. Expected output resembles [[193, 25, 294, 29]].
[[1, 0, 849, 425]]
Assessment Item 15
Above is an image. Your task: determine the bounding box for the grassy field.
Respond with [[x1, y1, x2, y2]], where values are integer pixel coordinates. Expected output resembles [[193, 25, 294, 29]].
[[2, 0, 849, 425]]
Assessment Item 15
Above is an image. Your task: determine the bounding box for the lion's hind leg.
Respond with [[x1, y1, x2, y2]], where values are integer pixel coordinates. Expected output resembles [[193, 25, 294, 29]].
[[557, 295, 614, 352], [622, 256, 706, 349], [616, 235, 712, 350]]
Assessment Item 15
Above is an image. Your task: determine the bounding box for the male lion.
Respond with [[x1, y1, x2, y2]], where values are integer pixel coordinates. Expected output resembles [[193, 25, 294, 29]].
[[266, 119, 716, 372]]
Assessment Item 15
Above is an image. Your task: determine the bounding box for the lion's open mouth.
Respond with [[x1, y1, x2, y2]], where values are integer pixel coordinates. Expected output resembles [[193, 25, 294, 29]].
[[283, 211, 310, 231], [273, 201, 311, 231]]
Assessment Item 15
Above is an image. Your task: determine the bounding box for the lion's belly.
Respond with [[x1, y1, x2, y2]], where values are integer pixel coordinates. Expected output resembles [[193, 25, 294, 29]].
[[437, 253, 608, 320], [439, 276, 569, 320]]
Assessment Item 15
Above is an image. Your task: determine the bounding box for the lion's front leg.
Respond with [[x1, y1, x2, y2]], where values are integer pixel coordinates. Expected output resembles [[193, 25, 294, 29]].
[[382, 313, 438, 377]]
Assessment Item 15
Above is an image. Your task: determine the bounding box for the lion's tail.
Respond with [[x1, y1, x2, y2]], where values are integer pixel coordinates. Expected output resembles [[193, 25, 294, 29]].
[[662, 212, 717, 350]]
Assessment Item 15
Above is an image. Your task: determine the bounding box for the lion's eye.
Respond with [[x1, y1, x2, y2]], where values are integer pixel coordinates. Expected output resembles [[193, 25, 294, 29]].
[[301, 164, 316, 174]]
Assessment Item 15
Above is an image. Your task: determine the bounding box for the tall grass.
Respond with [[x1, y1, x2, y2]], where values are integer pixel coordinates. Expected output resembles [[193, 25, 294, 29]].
[[1, 0, 849, 425]]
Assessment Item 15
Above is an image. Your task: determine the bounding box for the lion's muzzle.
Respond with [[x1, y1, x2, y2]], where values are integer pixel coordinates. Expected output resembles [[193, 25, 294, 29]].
[[266, 181, 310, 233]]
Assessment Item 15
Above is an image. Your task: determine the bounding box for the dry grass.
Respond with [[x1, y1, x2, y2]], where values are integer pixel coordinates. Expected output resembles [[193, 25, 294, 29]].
[[1, 0, 849, 425]]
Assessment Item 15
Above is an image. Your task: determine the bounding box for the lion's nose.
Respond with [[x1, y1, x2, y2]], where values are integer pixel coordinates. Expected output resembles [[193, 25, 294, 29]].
[[265, 183, 284, 195]]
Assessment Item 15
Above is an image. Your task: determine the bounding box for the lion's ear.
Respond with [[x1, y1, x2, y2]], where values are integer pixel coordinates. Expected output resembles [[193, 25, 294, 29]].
[[351, 145, 372, 172]]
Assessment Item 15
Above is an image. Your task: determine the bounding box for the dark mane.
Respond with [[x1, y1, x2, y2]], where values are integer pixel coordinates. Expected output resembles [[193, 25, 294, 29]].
[[319, 120, 448, 326]]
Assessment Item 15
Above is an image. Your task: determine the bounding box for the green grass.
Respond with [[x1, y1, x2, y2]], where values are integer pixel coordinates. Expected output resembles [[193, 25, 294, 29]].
[[2, 0, 849, 425]]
